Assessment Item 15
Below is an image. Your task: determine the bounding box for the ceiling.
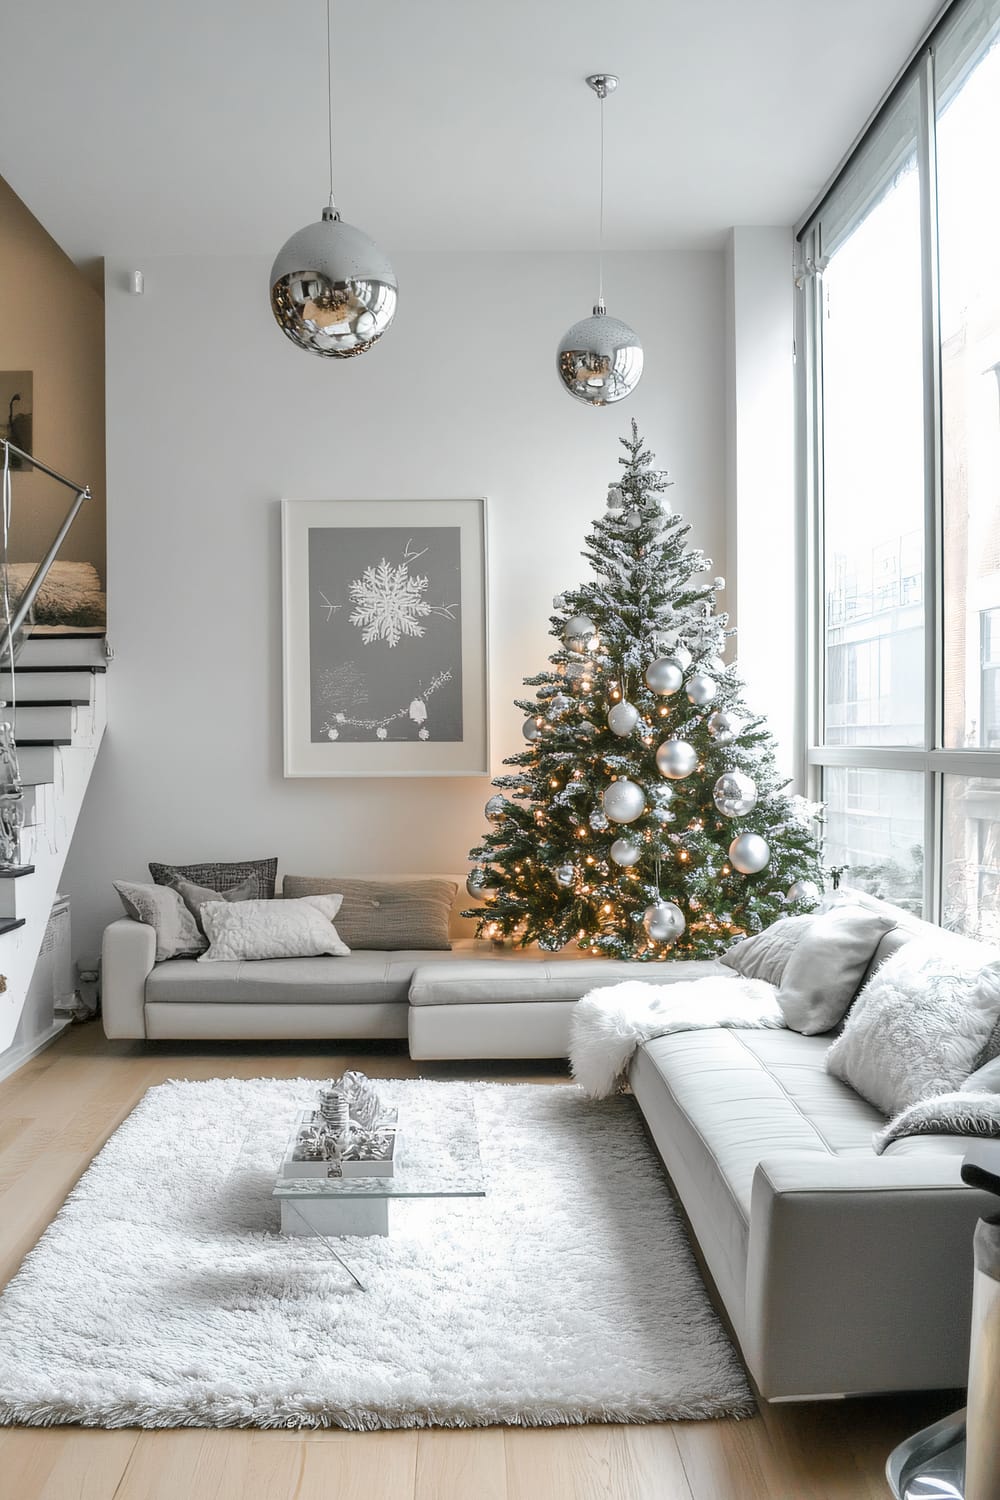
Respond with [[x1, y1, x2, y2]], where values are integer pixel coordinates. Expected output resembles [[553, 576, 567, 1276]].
[[0, 0, 943, 269]]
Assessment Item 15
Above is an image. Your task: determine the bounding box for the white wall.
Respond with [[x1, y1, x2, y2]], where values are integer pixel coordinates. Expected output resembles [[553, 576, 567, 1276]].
[[61, 250, 726, 960]]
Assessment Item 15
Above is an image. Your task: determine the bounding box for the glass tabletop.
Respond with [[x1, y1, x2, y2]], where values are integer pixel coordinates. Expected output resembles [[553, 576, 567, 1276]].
[[272, 1092, 486, 1201]]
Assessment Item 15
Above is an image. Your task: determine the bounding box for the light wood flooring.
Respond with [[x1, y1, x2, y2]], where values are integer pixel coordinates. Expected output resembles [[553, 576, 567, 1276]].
[[0, 1023, 959, 1500]]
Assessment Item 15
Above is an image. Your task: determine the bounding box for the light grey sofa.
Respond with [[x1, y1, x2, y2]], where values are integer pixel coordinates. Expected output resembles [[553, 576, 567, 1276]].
[[629, 904, 996, 1400]]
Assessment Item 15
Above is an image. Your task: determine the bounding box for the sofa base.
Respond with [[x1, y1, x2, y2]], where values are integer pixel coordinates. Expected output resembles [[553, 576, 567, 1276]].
[[143, 1002, 409, 1041], [408, 1000, 575, 1059]]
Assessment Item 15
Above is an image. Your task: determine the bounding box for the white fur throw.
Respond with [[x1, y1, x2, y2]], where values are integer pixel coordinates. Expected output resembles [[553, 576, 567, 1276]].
[[827, 938, 1000, 1115], [198, 894, 350, 961], [874, 1091, 1000, 1155], [570, 976, 784, 1098]]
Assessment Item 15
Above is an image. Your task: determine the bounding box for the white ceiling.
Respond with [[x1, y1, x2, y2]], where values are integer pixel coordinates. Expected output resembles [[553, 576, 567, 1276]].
[[0, 0, 943, 269]]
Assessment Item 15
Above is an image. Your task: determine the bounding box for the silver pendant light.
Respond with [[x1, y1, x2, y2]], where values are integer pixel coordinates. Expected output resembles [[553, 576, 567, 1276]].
[[269, 0, 397, 358], [557, 75, 643, 406]]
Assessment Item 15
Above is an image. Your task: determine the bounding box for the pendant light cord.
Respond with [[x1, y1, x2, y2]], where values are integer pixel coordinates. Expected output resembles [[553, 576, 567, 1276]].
[[326, 0, 335, 209], [598, 89, 605, 306]]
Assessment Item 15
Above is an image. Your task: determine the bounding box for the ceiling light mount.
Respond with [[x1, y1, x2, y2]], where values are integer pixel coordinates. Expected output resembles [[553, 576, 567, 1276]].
[[585, 74, 619, 100]]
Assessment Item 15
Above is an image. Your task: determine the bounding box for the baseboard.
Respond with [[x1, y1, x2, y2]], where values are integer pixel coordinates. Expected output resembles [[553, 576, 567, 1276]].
[[0, 1017, 72, 1085]]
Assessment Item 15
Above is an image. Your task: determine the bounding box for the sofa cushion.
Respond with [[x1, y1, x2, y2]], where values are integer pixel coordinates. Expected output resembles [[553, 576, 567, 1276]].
[[113, 880, 206, 961], [150, 857, 278, 900], [146, 951, 441, 1005], [408, 956, 730, 1006], [720, 915, 813, 985], [776, 905, 895, 1035], [282, 876, 456, 950]]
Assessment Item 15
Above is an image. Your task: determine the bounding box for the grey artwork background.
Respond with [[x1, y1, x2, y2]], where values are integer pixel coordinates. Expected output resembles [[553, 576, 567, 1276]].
[[308, 525, 463, 743]]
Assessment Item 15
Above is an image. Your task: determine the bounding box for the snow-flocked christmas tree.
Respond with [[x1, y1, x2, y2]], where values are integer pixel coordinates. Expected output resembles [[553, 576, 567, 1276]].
[[465, 422, 823, 960]]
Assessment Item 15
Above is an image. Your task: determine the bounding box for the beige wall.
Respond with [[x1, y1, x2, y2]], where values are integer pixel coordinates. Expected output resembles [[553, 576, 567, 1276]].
[[0, 177, 105, 577]]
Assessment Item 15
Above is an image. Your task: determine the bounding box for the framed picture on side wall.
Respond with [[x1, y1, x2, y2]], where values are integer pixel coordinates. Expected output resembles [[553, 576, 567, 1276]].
[[282, 497, 489, 777]]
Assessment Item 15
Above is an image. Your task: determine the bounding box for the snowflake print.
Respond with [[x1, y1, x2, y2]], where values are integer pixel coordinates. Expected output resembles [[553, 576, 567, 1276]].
[[349, 558, 433, 647]]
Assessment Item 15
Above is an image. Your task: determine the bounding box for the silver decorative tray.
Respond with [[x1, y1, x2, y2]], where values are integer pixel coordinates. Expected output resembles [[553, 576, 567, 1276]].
[[279, 1107, 401, 1180]]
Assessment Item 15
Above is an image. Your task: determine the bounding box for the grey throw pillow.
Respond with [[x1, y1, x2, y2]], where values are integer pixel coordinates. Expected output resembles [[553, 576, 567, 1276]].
[[168, 875, 258, 933], [149, 857, 278, 900], [281, 876, 457, 950], [963, 1056, 1000, 1094], [113, 880, 206, 961], [720, 915, 814, 986], [777, 906, 895, 1035]]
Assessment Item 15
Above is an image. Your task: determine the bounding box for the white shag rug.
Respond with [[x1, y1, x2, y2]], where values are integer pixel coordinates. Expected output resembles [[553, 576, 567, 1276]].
[[0, 1078, 753, 1430]]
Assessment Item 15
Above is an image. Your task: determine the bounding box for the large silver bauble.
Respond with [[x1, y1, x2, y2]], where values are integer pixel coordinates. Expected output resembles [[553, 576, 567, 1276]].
[[686, 673, 717, 707], [563, 614, 597, 653], [485, 794, 507, 823], [713, 771, 758, 818], [786, 879, 821, 907], [645, 657, 683, 696], [554, 863, 576, 889], [602, 779, 647, 824], [729, 833, 771, 874], [610, 837, 642, 866], [547, 693, 573, 720], [607, 701, 640, 737], [556, 304, 643, 405], [655, 739, 698, 780], [269, 208, 397, 357], [707, 708, 741, 744], [642, 900, 686, 944], [522, 717, 542, 742]]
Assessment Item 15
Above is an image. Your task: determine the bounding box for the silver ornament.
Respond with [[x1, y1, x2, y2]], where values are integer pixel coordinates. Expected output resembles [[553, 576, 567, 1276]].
[[644, 657, 683, 696], [555, 863, 576, 888], [672, 645, 693, 671], [610, 838, 642, 866], [602, 778, 647, 824], [713, 576, 726, 590], [713, 771, 758, 818], [642, 900, 686, 944], [270, 208, 397, 358], [655, 739, 698, 780], [707, 708, 741, 743], [606, 485, 625, 510], [522, 716, 542, 742], [686, 673, 717, 707], [624, 509, 643, 529], [485, 794, 506, 823], [466, 866, 498, 899], [557, 304, 643, 406], [729, 833, 771, 874], [786, 879, 821, 907], [578, 719, 597, 738], [607, 700, 640, 737], [565, 658, 595, 681], [553, 593, 567, 611], [563, 614, 597, 653], [589, 809, 609, 831], [547, 693, 573, 720]]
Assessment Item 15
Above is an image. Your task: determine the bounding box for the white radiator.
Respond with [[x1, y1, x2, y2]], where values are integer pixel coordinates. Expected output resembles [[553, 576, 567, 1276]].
[[28, 893, 75, 1019]]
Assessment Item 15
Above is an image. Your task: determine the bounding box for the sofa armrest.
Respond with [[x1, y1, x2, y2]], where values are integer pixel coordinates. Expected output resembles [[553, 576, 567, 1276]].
[[744, 1151, 992, 1399], [101, 918, 155, 1038]]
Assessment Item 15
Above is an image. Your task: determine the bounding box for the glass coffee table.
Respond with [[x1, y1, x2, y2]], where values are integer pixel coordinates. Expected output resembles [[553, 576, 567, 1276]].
[[272, 1092, 485, 1291]]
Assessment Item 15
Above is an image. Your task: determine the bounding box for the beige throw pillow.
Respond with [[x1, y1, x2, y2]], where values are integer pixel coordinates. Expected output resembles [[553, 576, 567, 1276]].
[[281, 876, 457, 950], [198, 895, 350, 963], [168, 875, 258, 932], [113, 880, 206, 961], [720, 915, 814, 986], [776, 906, 895, 1035]]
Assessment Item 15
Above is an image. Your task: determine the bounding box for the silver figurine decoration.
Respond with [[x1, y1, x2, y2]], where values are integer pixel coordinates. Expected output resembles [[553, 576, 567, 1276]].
[[293, 1072, 395, 1165]]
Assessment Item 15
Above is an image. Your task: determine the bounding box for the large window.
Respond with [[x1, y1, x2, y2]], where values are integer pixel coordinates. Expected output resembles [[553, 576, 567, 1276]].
[[800, 0, 1000, 931]]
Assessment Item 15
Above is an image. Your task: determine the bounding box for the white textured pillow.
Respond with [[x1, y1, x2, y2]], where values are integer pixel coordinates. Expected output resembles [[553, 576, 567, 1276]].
[[827, 938, 1000, 1115], [198, 894, 350, 962]]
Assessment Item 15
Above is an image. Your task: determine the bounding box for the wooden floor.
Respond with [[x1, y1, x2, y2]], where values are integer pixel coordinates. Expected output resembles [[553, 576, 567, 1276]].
[[0, 1024, 958, 1500]]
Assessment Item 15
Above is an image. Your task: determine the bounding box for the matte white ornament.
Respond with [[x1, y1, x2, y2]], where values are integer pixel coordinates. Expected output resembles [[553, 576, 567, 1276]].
[[655, 739, 698, 780], [707, 708, 741, 743], [609, 838, 642, 866], [607, 701, 640, 737], [713, 771, 758, 818], [729, 833, 771, 874], [522, 717, 542, 742], [645, 658, 683, 695], [554, 863, 576, 888], [564, 614, 597, 653], [642, 900, 686, 944], [786, 879, 821, 907], [485, 794, 506, 823], [686, 673, 717, 707], [602, 779, 647, 824]]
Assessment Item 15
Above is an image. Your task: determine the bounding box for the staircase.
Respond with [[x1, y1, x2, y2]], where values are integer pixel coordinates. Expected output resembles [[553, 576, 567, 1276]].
[[0, 632, 109, 1078]]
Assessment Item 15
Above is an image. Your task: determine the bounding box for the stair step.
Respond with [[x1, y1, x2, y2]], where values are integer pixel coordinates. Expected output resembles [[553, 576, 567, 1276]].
[[0, 917, 25, 936], [16, 745, 56, 784], [0, 865, 34, 878], [1, 670, 101, 704], [3, 705, 76, 740], [15, 637, 109, 669]]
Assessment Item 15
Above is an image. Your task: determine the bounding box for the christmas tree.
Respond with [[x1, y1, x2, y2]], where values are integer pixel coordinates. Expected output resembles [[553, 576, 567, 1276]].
[[465, 421, 823, 960]]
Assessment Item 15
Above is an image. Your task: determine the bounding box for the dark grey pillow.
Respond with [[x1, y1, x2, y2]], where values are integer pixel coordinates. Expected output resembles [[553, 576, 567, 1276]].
[[281, 876, 456, 950], [150, 857, 278, 900], [168, 874, 258, 933]]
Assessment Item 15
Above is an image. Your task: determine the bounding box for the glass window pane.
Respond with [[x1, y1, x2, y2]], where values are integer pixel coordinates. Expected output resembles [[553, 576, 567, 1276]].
[[820, 80, 925, 748], [821, 766, 924, 914], [942, 775, 1000, 940], [938, 21, 1000, 748]]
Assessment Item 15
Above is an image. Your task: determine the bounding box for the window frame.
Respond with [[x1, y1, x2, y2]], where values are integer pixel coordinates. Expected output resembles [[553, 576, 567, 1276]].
[[799, 31, 1000, 927]]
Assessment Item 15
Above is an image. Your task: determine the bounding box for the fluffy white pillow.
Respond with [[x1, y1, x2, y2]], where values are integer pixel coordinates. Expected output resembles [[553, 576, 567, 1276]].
[[198, 894, 350, 962], [827, 937, 1000, 1115]]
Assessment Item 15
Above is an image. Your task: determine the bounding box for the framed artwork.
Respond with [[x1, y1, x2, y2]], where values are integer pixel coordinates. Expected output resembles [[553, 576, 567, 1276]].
[[282, 497, 489, 777]]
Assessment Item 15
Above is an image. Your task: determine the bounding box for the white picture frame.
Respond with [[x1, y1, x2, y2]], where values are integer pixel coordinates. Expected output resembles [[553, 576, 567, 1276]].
[[282, 497, 489, 777]]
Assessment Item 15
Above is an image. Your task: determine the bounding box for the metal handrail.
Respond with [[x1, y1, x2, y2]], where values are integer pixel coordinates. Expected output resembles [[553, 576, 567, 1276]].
[[1, 439, 92, 658]]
